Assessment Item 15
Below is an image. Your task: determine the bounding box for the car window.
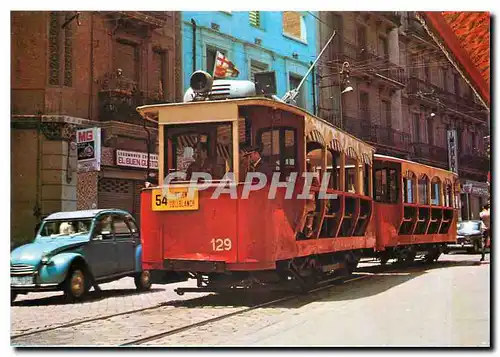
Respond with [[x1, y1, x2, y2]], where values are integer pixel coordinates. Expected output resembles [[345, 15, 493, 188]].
[[459, 221, 481, 232], [126, 218, 139, 234], [114, 216, 132, 239], [93, 215, 113, 240]]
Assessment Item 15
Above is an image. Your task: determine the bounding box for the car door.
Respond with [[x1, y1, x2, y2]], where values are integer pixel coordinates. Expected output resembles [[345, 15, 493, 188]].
[[113, 214, 136, 273], [85, 214, 118, 278]]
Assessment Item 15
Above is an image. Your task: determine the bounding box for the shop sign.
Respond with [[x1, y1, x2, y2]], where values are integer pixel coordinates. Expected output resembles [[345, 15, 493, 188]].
[[116, 150, 158, 170], [77, 128, 101, 172]]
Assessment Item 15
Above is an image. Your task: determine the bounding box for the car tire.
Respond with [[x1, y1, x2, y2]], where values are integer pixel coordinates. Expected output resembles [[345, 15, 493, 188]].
[[11, 291, 17, 304], [64, 268, 88, 301], [134, 271, 152, 291]]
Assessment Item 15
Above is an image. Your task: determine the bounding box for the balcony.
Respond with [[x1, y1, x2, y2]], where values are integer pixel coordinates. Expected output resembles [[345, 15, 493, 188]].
[[407, 77, 488, 122], [372, 12, 402, 28], [342, 41, 406, 88], [104, 11, 168, 31], [412, 143, 448, 167], [341, 113, 412, 157], [459, 151, 490, 173], [98, 71, 166, 125]]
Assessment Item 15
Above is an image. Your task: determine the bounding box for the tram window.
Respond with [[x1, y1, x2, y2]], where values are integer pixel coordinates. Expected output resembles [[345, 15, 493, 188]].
[[431, 177, 442, 206], [374, 168, 398, 203], [444, 181, 453, 207], [166, 123, 233, 181], [306, 143, 323, 182], [326, 150, 341, 190], [345, 157, 357, 193], [258, 127, 297, 178], [403, 172, 416, 204], [418, 175, 429, 204], [359, 163, 369, 196]]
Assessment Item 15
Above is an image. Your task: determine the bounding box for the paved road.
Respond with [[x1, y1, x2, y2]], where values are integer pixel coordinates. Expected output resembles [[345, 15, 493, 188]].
[[11, 253, 490, 347]]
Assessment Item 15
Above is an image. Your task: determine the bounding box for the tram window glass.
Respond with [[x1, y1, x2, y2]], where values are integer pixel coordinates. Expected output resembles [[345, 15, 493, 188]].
[[258, 127, 297, 176], [326, 150, 341, 190], [431, 177, 442, 205], [444, 181, 453, 207], [361, 163, 370, 196], [374, 168, 398, 203], [403, 172, 416, 203], [345, 157, 357, 193], [166, 123, 233, 181], [418, 175, 429, 204]]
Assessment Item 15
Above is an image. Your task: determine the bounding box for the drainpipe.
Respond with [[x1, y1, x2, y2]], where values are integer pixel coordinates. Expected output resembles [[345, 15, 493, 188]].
[[88, 12, 95, 120], [311, 61, 316, 116], [191, 19, 197, 74]]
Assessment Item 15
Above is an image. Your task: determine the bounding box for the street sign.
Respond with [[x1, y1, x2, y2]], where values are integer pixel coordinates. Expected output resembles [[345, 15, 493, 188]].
[[447, 129, 459, 174]]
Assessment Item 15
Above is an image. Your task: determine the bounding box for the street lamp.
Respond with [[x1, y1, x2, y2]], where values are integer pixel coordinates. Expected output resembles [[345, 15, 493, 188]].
[[338, 61, 352, 129]]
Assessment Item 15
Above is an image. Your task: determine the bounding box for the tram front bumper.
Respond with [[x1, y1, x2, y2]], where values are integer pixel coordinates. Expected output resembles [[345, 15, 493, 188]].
[[163, 259, 226, 273]]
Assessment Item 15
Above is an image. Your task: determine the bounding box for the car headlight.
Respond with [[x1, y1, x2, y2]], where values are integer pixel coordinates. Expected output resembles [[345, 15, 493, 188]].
[[41, 255, 51, 265]]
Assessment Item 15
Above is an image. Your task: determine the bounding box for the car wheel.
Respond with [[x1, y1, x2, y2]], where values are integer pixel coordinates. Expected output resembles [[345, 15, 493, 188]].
[[11, 291, 18, 303], [134, 271, 152, 291], [64, 268, 87, 301]]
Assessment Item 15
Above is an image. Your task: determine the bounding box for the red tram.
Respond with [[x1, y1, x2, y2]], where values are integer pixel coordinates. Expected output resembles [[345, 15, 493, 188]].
[[137, 73, 458, 294], [371, 154, 459, 264]]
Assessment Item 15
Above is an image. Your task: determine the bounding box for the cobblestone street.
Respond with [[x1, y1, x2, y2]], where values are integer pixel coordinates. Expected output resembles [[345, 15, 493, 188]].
[[11, 279, 209, 336], [11, 253, 490, 347]]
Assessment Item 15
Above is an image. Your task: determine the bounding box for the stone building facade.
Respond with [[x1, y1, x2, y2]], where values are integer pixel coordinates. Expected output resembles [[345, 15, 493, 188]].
[[317, 11, 489, 220], [11, 11, 181, 245]]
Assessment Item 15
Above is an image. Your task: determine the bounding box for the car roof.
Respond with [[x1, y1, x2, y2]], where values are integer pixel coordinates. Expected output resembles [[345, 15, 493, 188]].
[[45, 209, 131, 220]]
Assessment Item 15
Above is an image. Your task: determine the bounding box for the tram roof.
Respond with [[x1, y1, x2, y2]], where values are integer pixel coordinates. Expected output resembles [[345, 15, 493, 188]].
[[374, 154, 458, 178], [137, 97, 375, 153]]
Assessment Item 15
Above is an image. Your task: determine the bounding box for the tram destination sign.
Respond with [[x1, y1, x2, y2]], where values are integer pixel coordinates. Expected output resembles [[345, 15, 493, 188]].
[[77, 127, 101, 172], [116, 150, 159, 170]]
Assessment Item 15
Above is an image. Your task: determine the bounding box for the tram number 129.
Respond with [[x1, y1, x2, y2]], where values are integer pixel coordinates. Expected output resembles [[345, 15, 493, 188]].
[[211, 238, 232, 251]]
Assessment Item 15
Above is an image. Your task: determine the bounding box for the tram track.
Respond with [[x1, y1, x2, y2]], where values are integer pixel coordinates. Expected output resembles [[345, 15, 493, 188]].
[[119, 275, 369, 346], [10, 300, 181, 340]]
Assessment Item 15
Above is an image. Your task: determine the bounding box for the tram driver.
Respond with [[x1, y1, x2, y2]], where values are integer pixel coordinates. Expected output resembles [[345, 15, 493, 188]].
[[239, 145, 274, 182]]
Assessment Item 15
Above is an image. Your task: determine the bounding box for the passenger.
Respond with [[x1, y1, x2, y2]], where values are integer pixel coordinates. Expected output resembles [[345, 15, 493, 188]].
[[59, 222, 75, 235], [479, 203, 490, 262]]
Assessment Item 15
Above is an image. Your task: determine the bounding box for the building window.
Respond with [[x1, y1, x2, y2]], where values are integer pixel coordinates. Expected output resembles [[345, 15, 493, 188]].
[[378, 36, 388, 59], [283, 12, 306, 42], [250, 59, 269, 82], [249, 11, 261, 28], [442, 67, 448, 92], [424, 59, 430, 82], [206, 46, 226, 76], [153, 49, 168, 101], [48, 12, 73, 87], [113, 39, 139, 83], [289, 73, 305, 109], [412, 113, 421, 143]]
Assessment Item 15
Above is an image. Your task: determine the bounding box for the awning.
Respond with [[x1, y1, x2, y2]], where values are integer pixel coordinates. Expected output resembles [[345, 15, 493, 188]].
[[419, 12, 490, 108]]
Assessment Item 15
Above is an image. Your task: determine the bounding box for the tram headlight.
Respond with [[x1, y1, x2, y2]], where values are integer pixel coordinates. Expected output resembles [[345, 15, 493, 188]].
[[190, 71, 213, 94]]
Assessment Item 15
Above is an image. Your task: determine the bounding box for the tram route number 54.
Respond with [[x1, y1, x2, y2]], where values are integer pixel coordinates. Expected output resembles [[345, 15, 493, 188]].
[[211, 238, 232, 251]]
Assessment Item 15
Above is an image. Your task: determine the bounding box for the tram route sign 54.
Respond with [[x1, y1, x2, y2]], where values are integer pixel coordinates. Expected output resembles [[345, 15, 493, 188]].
[[77, 127, 101, 173]]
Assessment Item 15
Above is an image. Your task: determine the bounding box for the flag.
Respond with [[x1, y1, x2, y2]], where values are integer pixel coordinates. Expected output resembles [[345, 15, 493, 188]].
[[214, 51, 239, 78]]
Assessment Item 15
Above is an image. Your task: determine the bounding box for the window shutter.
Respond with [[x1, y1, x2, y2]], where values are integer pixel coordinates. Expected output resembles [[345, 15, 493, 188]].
[[249, 11, 260, 27], [250, 60, 268, 82]]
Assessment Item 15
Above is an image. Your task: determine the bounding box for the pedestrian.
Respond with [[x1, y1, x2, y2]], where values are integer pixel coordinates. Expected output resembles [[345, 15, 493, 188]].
[[479, 203, 490, 262]]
